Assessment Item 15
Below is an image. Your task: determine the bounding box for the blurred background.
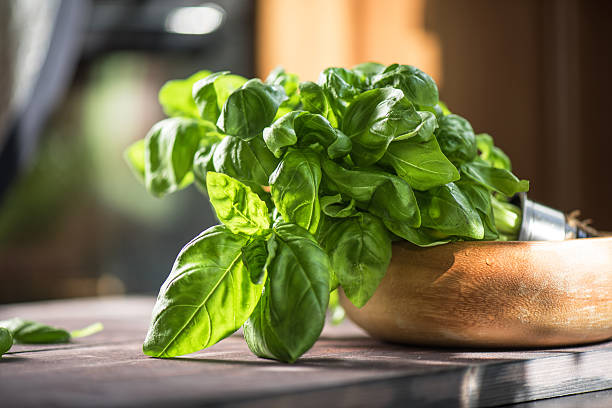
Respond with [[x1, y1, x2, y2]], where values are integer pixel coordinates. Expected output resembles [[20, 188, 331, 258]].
[[0, 0, 610, 303]]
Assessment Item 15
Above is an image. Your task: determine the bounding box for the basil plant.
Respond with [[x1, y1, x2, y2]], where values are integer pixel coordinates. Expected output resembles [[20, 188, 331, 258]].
[[125, 63, 528, 362]]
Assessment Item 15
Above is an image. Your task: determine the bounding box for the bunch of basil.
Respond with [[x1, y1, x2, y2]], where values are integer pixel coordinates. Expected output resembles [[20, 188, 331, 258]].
[[125, 63, 528, 363]]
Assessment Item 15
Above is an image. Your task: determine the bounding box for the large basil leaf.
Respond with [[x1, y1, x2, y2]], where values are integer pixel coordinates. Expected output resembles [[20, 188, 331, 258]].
[[298, 81, 338, 127], [475, 133, 512, 170], [0, 318, 70, 344], [269, 150, 321, 234], [124, 138, 146, 183], [320, 213, 391, 308], [322, 159, 420, 227], [460, 160, 529, 197], [266, 67, 301, 118], [206, 172, 270, 235], [379, 136, 459, 191], [435, 114, 477, 165], [0, 327, 11, 356], [263, 111, 351, 159], [414, 182, 484, 239], [372, 64, 439, 107], [193, 71, 247, 123], [244, 223, 329, 363], [456, 180, 499, 240], [217, 79, 287, 140], [158, 70, 211, 118], [212, 135, 279, 186], [342, 88, 423, 166], [143, 225, 262, 358], [144, 118, 214, 197]]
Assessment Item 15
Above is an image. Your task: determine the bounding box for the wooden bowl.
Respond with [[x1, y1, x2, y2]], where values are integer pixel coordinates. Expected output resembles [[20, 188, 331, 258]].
[[340, 237, 612, 348]]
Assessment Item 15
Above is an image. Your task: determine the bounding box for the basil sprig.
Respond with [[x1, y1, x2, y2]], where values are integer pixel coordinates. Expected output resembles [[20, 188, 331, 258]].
[[126, 64, 529, 362]]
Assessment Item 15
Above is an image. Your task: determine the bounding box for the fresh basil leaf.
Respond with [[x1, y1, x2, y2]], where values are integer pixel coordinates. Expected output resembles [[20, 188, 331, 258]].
[[0, 318, 70, 344], [241, 236, 269, 284], [263, 111, 351, 159], [322, 159, 420, 227], [159, 70, 211, 118], [298, 81, 338, 127], [435, 114, 477, 165], [217, 79, 287, 140], [414, 182, 484, 239], [124, 138, 146, 183], [352, 62, 386, 86], [0, 327, 13, 356], [320, 213, 391, 308], [193, 71, 247, 123], [70, 322, 104, 339], [144, 118, 214, 197], [456, 180, 499, 240], [143, 225, 262, 358], [244, 223, 329, 363], [266, 67, 301, 119], [320, 194, 358, 218], [476, 133, 512, 170], [212, 135, 279, 186], [372, 64, 439, 107], [206, 172, 270, 235], [269, 150, 321, 234], [318, 67, 364, 121], [342, 88, 423, 166], [460, 160, 529, 197], [384, 221, 453, 247], [379, 136, 459, 191]]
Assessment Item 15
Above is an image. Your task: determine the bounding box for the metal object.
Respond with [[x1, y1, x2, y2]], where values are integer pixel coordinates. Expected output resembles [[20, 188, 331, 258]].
[[516, 193, 595, 241]]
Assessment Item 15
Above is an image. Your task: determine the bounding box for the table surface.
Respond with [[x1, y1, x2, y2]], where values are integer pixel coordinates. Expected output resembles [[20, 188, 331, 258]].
[[2, 296, 612, 408]]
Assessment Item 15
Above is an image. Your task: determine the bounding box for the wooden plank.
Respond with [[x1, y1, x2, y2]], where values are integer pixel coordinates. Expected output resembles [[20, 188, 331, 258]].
[[1, 296, 612, 407]]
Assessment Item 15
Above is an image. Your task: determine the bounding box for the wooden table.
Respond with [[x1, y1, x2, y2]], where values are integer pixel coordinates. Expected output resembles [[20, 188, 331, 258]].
[[2, 296, 612, 407]]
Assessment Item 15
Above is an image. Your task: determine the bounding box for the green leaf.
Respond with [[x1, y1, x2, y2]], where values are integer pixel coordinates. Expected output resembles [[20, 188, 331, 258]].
[[317, 67, 364, 121], [206, 172, 270, 235], [491, 196, 522, 237], [244, 223, 329, 363], [460, 160, 529, 197], [241, 236, 269, 284], [435, 114, 477, 165], [384, 221, 453, 247], [342, 88, 423, 166], [193, 71, 247, 123], [476, 133, 512, 170], [263, 111, 351, 159], [372, 64, 439, 107], [320, 213, 391, 308], [144, 118, 214, 197], [159, 70, 211, 118], [124, 138, 146, 183], [379, 136, 459, 191], [456, 180, 499, 240], [320, 194, 358, 218], [269, 150, 322, 234], [352, 62, 386, 85], [217, 79, 287, 140], [414, 182, 484, 239], [70, 322, 104, 339], [266, 67, 301, 119], [322, 159, 420, 227], [143, 225, 262, 358], [212, 135, 280, 186], [0, 318, 70, 344], [0, 327, 13, 356], [298, 81, 338, 127]]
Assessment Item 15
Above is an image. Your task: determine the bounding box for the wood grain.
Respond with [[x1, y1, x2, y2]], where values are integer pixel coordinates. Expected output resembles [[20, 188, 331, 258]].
[[342, 237, 612, 348], [2, 296, 612, 407]]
